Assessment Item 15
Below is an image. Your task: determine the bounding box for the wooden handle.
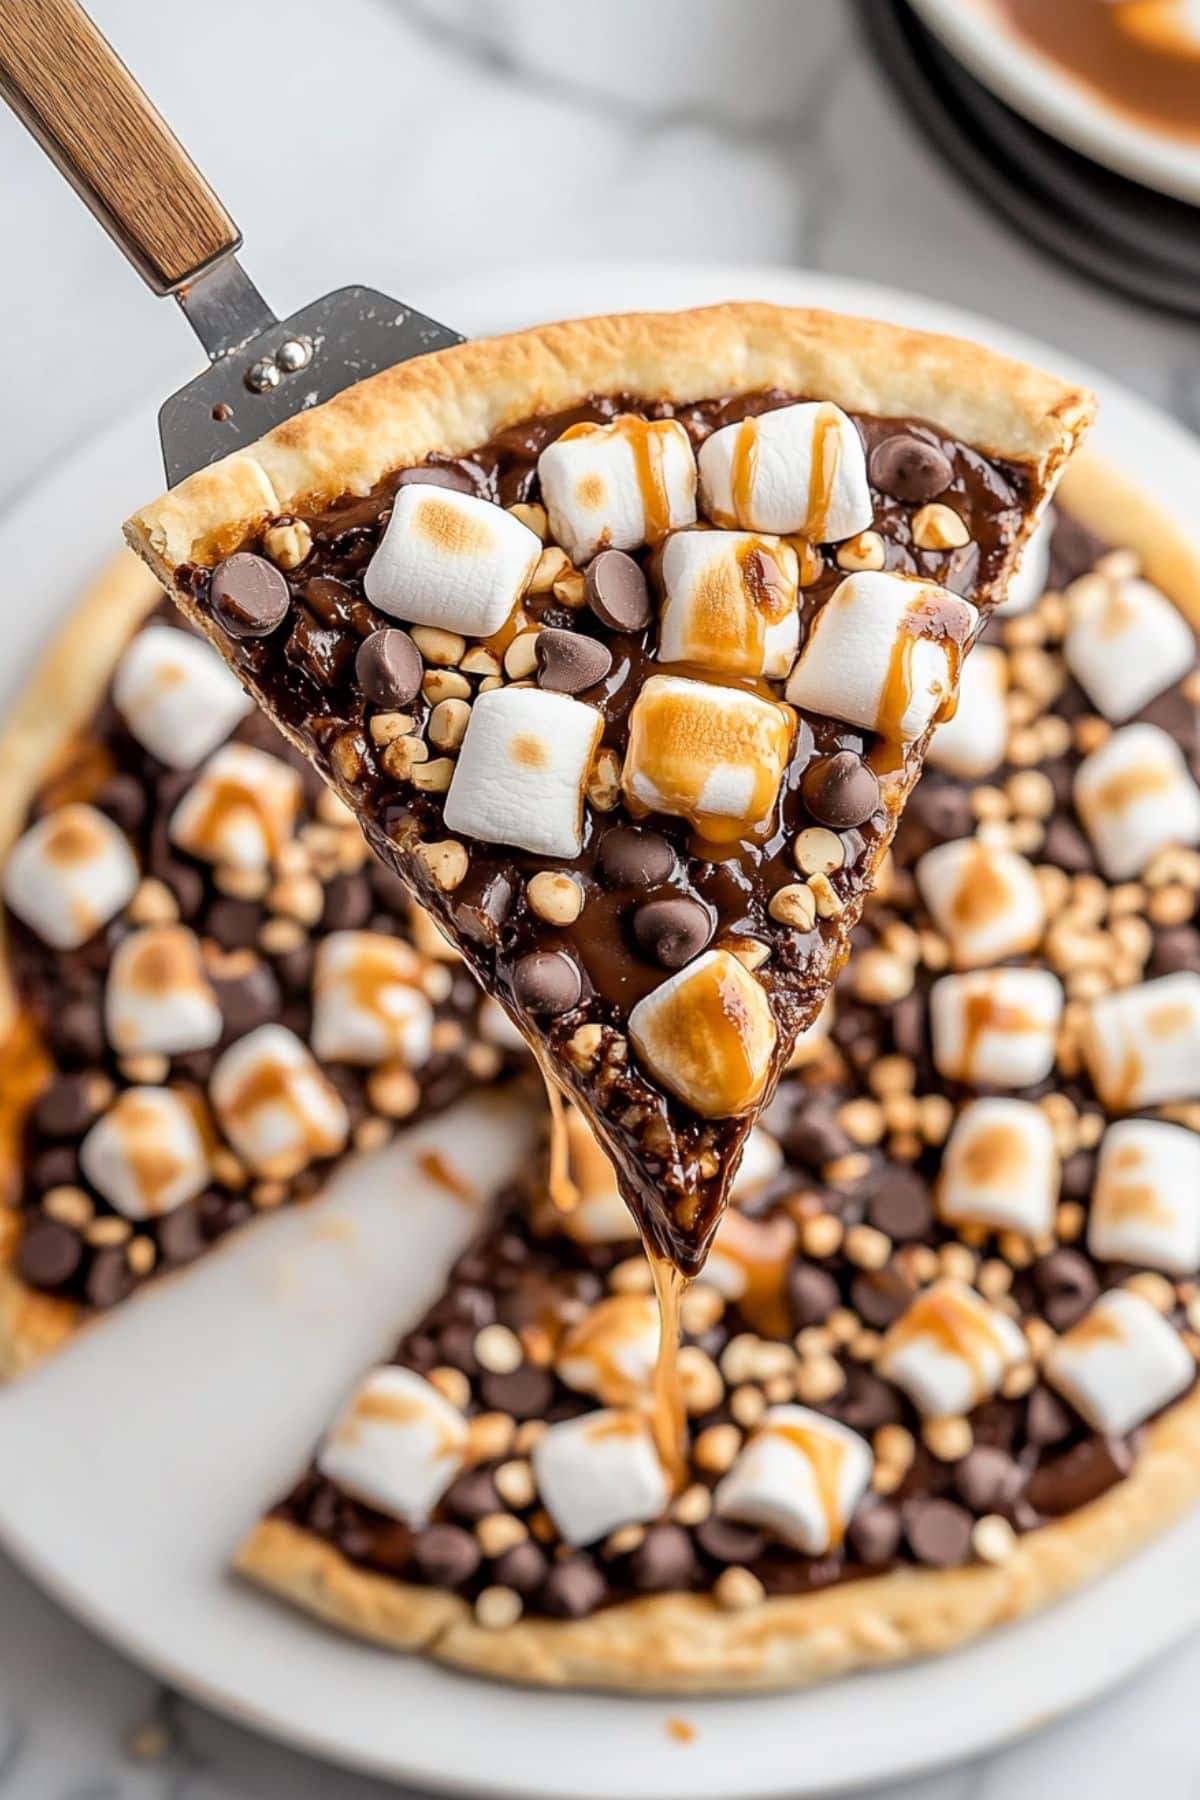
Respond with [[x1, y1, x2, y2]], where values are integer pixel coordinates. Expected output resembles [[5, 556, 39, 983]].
[[0, 0, 239, 294]]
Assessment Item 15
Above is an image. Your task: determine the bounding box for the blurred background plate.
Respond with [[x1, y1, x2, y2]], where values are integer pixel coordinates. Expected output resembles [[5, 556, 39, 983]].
[[0, 263, 1199, 1799]]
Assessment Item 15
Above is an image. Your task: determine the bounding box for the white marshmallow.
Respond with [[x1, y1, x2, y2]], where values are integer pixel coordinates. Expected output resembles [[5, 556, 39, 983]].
[[479, 994, 528, 1053], [995, 509, 1053, 617], [877, 1279, 1027, 1417], [938, 1097, 1059, 1238], [658, 530, 799, 678], [927, 644, 1009, 779], [169, 744, 301, 871], [105, 925, 223, 1058], [916, 839, 1045, 969], [622, 673, 792, 843], [3, 803, 137, 950], [1045, 1289, 1193, 1436], [714, 1406, 873, 1554], [363, 485, 540, 637], [1084, 973, 1200, 1111], [537, 415, 696, 563], [311, 931, 433, 1067], [443, 686, 602, 859], [79, 1087, 208, 1221], [929, 966, 1063, 1088], [1064, 574, 1195, 724], [112, 625, 252, 769], [556, 1295, 661, 1407], [698, 401, 871, 542], [532, 1409, 670, 1547], [703, 1206, 798, 1331], [732, 1126, 784, 1201], [210, 1023, 349, 1178], [1089, 1119, 1200, 1276], [317, 1366, 467, 1528], [1074, 722, 1200, 881], [628, 949, 777, 1120], [785, 572, 976, 742]]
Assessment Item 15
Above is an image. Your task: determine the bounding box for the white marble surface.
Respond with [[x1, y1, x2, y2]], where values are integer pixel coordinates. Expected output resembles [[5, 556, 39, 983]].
[[1, 0, 1199, 1793]]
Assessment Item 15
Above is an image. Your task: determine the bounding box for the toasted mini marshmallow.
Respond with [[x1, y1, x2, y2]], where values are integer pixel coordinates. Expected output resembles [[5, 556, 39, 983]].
[[785, 572, 976, 743], [316, 1366, 467, 1528], [1084, 973, 1200, 1111], [532, 1408, 670, 1547], [1045, 1289, 1193, 1436], [168, 744, 301, 871], [929, 966, 1063, 1087], [311, 931, 433, 1067], [732, 1125, 784, 1201], [537, 415, 696, 563], [877, 1279, 1027, 1417], [927, 644, 1008, 780], [1064, 573, 1194, 724], [112, 624, 253, 769], [105, 925, 223, 1058], [995, 509, 1053, 617], [714, 1405, 872, 1554], [363, 485, 540, 638], [916, 839, 1045, 969], [703, 1207, 798, 1337], [3, 803, 137, 950], [1089, 1119, 1200, 1276], [698, 401, 871, 542], [443, 686, 602, 860], [658, 530, 799, 678], [622, 673, 792, 843], [79, 1087, 208, 1220], [629, 949, 777, 1120], [938, 1098, 1059, 1237], [556, 1295, 661, 1407], [210, 1023, 349, 1178], [1074, 723, 1200, 881]]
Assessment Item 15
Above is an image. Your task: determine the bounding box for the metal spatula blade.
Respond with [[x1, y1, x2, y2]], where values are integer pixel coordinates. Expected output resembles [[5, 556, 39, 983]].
[[0, 1, 465, 486]]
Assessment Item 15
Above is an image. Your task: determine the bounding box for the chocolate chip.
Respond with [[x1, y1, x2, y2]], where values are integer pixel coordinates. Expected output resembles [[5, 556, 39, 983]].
[[837, 1367, 903, 1433], [1033, 1249, 1098, 1332], [847, 1501, 901, 1565], [1043, 816, 1094, 875], [479, 1364, 554, 1419], [275, 944, 315, 997], [156, 1204, 207, 1266], [512, 951, 582, 1015], [908, 781, 974, 846], [801, 752, 880, 830], [628, 1524, 699, 1592], [598, 826, 675, 887], [535, 628, 613, 695], [695, 1516, 767, 1564], [1152, 925, 1200, 977], [585, 550, 650, 632], [33, 1147, 78, 1191], [206, 897, 259, 951], [413, 1523, 481, 1588], [869, 434, 953, 503], [322, 873, 372, 932], [494, 1541, 549, 1595], [851, 1268, 913, 1330], [212, 962, 280, 1042], [867, 1171, 933, 1242], [94, 773, 146, 833], [540, 1556, 606, 1619], [16, 1216, 82, 1288], [356, 629, 423, 708], [161, 859, 205, 922], [49, 998, 104, 1066], [904, 1497, 973, 1567], [954, 1445, 1024, 1514], [210, 552, 290, 638], [34, 1073, 106, 1138], [1025, 1384, 1074, 1448], [632, 897, 713, 970], [789, 1263, 840, 1328], [444, 1469, 502, 1522], [395, 462, 476, 494], [1025, 1436, 1133, 1517], [1060, 1150, 1095, 1200], [780, 1108, 851, 1172], [85, 1245, 135, 1310]]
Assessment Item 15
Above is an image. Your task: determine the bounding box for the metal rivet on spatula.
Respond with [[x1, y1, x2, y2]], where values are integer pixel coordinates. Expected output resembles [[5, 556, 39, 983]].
[[246, 356, 281, 393], [276, 336, 313, 372]]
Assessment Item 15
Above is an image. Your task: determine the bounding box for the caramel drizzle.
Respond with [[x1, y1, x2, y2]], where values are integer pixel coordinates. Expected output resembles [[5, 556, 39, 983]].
[[561, 415, 678, 544], [650, 1252, 688, 1488], [871, 586, 969, 774], [806, 402, 843, 542], [957, 979, 1043, 1082], [729, 416, 760, 526], [351, 1386, 462, 1458], [886, 1287, 1009, 1405], [540, 1069, 579, 1214], [764, 1421, 848, 1546], [710, 1208, 797, 1338], [560, 1295, 657, 1408]]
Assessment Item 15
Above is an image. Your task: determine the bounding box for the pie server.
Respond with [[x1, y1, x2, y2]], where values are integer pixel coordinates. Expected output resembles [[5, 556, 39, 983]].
[[0, 0, 465, 486]]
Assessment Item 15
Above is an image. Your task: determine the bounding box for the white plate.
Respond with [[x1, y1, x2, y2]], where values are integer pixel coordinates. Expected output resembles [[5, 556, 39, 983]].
[[2, 264, 1200, 1800], [912, 0, 1200, 206]]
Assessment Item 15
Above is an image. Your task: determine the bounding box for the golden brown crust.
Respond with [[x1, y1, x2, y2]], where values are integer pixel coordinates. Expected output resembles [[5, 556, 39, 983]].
[[124, 302, 1094, 575], [235, 1378, 1200, 1692], [1057, 451, 1200, 627]]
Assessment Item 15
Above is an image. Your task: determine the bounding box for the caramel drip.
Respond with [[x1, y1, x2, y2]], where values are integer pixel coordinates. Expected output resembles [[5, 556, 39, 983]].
[[0, 1014, 51, 1207], [1064, 1308, 1126, 1350], [182, 768, 290, 864], [541, 1071, 579, 1213], [958, 980, 1043, 1082], [806, 403, 843, 542], [766, 1421, 848, 1546], [561, 415, 678, 544], [352, 1387, 461, 1458], [710, 1208, 797, 1337], [650, 1252, 688, 1488], [950, 844, 1017, 934], [560, 1295, 656, 1408], [336, 938, 422, 1049], [730, 416, 760, 526], [871, 586, 969, 774], [887, 1288, 1009, 1404], [416, 1148, 476, 1202]]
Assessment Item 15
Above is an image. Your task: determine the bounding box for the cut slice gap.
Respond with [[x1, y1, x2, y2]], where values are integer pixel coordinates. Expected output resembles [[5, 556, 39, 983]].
[[126, 302, 1093, 1274]]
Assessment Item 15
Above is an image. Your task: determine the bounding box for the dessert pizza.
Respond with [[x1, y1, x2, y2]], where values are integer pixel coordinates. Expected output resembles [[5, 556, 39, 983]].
[[125, 304, 1092, 1276], [0, 555, 517, 1376], [237, 457, 1200, 1692]]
